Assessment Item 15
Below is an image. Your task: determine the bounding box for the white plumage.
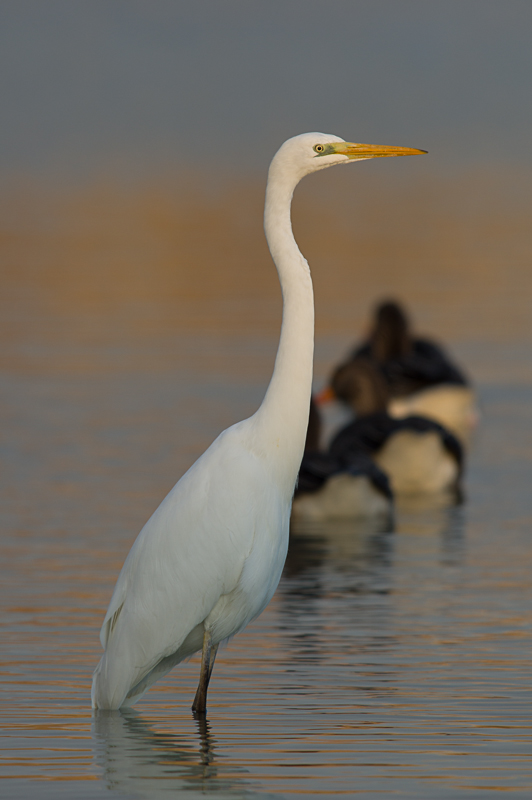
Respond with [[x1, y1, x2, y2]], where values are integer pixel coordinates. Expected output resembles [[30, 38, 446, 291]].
[[91, 132, 425, 712]]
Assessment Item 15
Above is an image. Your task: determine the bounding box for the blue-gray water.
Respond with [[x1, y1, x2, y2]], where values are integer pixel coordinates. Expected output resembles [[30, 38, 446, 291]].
[[1, 334, 531, 798]]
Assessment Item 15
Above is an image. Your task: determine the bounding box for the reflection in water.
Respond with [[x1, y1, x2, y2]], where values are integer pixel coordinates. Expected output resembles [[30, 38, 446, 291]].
[[279, 519, 396, 681], [3, 328, 532, 796], [397, 505, 466, 567], [395, 503, 466, 565], [92, 710, 276, 799], [286, 516, 394, 591], [286, 497, 465, 598], [438, 506, 466, 565], [280, 506, 468, 698], [396, 497, 461, 524]]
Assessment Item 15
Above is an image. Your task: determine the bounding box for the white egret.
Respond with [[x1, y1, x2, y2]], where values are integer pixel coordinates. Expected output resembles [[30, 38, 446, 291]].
[[91, 133, 425, 713]]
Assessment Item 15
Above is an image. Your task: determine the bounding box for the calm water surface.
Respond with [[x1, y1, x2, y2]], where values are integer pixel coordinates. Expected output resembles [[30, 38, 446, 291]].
[[1, 335, 531, 798]]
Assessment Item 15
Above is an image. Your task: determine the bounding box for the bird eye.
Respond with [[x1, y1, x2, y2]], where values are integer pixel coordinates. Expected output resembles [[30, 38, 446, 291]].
[[314, 144, 325, 153]]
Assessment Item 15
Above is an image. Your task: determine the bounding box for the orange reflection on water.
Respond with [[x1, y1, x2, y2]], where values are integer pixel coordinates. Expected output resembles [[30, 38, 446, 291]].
[[1, 168, 532, 378], [1, 169, 532, 796]]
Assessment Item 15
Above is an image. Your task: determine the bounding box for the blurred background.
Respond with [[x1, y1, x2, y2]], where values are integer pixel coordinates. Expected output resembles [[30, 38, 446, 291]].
[[1, 0, 532, 382], [2, 5, 532, 795]]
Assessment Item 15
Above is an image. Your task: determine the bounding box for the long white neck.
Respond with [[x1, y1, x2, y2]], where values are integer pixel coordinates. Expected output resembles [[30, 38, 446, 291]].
[[252, 157, 314, 494]]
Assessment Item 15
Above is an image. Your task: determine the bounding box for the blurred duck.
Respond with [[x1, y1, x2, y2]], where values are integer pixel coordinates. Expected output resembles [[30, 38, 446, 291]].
[[329, 359, 464, 499], [327, 300, 477, 445], [291, 397, 394, 523]]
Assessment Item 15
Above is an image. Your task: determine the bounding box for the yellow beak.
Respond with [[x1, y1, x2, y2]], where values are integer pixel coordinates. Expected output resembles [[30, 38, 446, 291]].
[[337, 142, 427, 160]]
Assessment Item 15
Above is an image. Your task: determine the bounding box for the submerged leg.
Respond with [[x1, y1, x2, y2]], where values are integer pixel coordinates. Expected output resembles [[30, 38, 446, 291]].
[[192, 629, 219, 715]]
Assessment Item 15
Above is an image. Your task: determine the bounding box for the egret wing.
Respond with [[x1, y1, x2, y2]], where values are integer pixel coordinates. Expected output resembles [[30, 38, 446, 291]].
[[94, 422, 276, 707]]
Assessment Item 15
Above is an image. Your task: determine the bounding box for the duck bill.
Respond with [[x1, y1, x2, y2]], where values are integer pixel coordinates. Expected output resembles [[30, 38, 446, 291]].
[[315, 386, 336, 406], [338, 142, 427, 160]]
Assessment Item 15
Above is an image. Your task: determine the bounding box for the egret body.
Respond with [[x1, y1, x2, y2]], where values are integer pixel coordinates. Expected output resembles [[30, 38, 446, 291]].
[[91, 133, 425, 712]]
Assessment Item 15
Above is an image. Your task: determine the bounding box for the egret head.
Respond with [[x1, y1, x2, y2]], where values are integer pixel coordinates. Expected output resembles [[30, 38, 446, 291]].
[[270, 132, 426, 184]]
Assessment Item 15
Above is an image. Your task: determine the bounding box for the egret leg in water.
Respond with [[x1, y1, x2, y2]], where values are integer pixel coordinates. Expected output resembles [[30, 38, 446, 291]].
[[192, 631, 219, 715]]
